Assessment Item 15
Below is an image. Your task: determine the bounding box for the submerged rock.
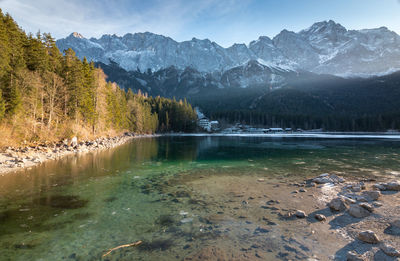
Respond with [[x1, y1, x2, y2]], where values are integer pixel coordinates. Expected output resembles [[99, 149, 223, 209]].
[[357, 230, 379, 244], [391, 219, 400, 228], [295, 210, 306, 218], [348, 205, 371, 218], [315, 214, 326, 221], [347, 251, 365, 261], [181, 218, 193, 224], [254, 226, 269, 233], [380, 243, 400, 257], [328, 197, 348, 212]]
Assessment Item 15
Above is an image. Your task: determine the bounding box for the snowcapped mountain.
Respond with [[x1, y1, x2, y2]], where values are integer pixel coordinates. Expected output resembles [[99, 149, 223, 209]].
[[56, 20, 400, 77], [98, 59, 300, 98]]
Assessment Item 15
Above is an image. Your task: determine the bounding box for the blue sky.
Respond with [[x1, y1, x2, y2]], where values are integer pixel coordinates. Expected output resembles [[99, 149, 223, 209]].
[[1, 0, 400, 47]]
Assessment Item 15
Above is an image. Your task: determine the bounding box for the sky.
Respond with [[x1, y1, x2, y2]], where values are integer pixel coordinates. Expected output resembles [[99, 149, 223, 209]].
[[1, 0, 400, 47]]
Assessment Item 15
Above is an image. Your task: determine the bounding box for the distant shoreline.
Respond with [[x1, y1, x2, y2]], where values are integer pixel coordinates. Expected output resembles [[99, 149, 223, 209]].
[[2, 132, 400, 176], [164, 132, 400, 139]]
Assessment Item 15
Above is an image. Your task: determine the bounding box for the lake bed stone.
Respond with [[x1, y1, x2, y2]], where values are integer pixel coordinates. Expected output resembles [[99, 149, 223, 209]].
[[348, 205, 371, 218], [380, 243, 400, 257], [357, 230, 379, 244], [328, 197, 348, 211], [315, 214, 326, 221], [295, 210, 306, 218]]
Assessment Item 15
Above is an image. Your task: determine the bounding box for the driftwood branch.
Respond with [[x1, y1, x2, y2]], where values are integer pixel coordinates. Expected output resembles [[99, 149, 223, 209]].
[[102, 240, 142, 257]]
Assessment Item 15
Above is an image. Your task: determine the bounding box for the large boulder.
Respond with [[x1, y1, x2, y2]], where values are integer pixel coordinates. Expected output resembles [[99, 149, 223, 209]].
[[328, 197, 348, 211], [357, 230, 379, 244], [348, 205, 371, 218]]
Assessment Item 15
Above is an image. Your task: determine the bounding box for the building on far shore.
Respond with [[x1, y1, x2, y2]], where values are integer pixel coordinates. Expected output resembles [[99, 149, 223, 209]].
[[210, 121, 219, 131], [199, 118, 211, 132], [196, 107, 219, 132], [264, 128, 284, 133]]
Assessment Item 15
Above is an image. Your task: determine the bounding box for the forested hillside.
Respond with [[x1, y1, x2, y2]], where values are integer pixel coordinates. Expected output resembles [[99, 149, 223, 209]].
[[0, 10, 196, 147]]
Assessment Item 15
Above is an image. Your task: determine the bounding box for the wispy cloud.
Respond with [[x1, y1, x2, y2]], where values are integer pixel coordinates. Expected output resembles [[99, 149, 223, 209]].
[[0, 0, 250, 42], [1, 0, 399, 47]]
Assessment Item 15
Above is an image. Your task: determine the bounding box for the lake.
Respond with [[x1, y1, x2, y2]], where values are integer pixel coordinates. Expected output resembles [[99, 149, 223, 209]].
[[1, 135, 400, 260]]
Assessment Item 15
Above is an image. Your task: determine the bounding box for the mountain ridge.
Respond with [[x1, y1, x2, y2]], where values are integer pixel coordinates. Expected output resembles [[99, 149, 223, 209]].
[[57, 20, 400, 77]]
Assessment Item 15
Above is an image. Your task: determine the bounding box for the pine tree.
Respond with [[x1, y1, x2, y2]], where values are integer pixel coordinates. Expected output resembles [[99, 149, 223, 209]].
[[0, 89, 5, 120]]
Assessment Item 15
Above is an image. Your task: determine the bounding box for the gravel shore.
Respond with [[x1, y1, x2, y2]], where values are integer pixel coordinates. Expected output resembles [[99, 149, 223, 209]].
[[0, 133, 159, 175]]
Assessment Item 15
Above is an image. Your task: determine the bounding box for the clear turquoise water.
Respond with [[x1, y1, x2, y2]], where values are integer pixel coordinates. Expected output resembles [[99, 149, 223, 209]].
[[1, 135, 400, 260]]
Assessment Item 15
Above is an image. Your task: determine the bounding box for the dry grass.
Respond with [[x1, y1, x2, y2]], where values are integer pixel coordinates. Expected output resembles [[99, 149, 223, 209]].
[[0, 118, 126, 149]]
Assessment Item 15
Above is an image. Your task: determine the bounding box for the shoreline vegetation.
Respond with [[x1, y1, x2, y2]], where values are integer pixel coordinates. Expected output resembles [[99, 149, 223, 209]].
[[0, 10, 197, 148]]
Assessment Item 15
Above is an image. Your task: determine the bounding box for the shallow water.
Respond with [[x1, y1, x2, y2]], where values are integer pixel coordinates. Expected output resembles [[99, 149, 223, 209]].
[[1, 135, 400, 260]]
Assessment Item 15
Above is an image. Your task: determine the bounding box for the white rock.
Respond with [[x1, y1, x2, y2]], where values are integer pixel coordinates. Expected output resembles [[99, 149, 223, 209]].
[[343, 197, 357, 205], [295, 210, 306, 218], [180, 218, 193, 223], [179, 210, 189, 216], [315, 214, 326, 221]]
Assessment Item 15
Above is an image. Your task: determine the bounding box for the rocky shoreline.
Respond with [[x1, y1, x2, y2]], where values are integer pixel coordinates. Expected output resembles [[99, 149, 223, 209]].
[[176, 171, 400, 260], [0, 133, 159, 175], [289, 174, 400, 260]]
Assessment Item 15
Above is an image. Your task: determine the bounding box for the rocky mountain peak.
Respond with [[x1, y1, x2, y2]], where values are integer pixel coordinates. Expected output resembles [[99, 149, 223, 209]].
[[302, 20, 347, 35], [70, 32, 84, 39]]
